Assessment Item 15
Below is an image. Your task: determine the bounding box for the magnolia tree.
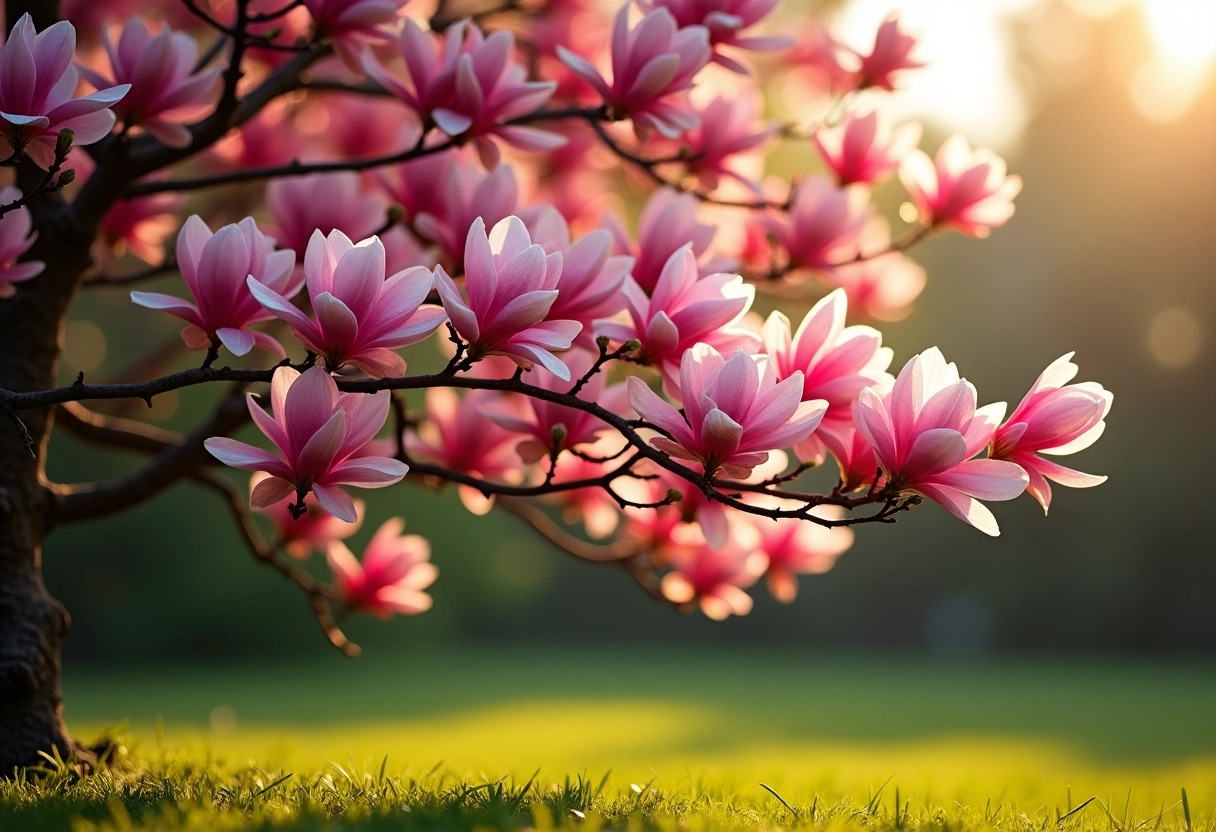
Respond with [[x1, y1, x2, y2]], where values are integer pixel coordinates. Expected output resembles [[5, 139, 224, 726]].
[[0, 0, 1113, 771]]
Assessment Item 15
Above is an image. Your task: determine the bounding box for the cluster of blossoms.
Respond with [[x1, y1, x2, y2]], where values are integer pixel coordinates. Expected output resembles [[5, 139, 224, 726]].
[[0, 0, 1108, 632]]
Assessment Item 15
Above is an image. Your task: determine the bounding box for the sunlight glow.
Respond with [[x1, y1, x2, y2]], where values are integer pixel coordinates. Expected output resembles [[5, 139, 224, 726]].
[[1148, 308, 1203, 369]]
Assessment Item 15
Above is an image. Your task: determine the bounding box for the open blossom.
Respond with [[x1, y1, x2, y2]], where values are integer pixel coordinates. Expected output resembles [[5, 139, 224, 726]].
[[822, 424, 881, 493], [250, 471, 363, 560], [435, 216, 582, 380], [597, 245, 758, 392], [267, 173, 387, 261], [0, 14, 130, 167], [205, 366, 408, 522], [249, 230, 445, 377], [0, 186, 45, 299], [364, 19, 562, 168], [786, 26, 858, 96], [76, 18, 220, 148], [853, 347, 1029, 536], [604, 188, 721, 294], [679, 93, 774, 192], [660, 522, 765, 620], [744, 503, 853, 602], [540, 437, 628, 538], [304, 0, 409, 71], [410, 161, 521, 270], [900, 134, 1022, 237], [639, 0, 792, 72], [812, 109, 921, 187], [770, 176, 872, 271], [629, 344, 828, 478], [989, 353, 1112, 512], [131, 215, 299, 357], [327, 518, 438, 618], [855, 14, 923, 91], [558, 6, 711, 139]]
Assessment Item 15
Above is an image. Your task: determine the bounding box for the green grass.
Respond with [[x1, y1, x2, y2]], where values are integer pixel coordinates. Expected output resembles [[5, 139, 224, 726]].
[[4, 648, 1216, 831]]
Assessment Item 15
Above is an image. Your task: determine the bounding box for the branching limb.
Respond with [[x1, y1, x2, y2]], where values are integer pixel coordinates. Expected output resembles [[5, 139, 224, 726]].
[[0, 129, 75, 219]]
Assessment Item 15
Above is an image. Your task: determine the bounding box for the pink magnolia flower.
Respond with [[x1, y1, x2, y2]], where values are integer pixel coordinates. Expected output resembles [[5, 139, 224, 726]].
[[679, 92, 774, 192], [327, 518, 438, 618], [248, 230, 446, 377], [266, 172, 387, 261], [770, 175, 872, 271], [855, 14, 923, 91], [0, 186, 45, 299], [761, 287, 893, 462], [989, 352, 1112, 512], [640, 0, 793, 73], [899, 134, 1022, 237], [435, 216, 582, 380], [207, 98, 300, 171], [307, 93, 420, 161], [786, 26, 858, 97], [204, 366, 408, 522], [821, 424, 881, 493], [558, 6, 711, 139], [853, 347, 1029, 536], [0, 14, 130, 168], [540, 437, 628, 538], [304, 0, 409, 71], [628, 344, 828, 478], [744, 503, 853, 602], [375, 150, 461, 224], [131, 215, 299, 357], [250, 471, 363, 560], [409, 160, 521, 270], [597, 245, 758, 392], [812, 109, 921, 187], [603, 188, 720, 294], [660, 522, 766, 620], [98, 190, 183, 265], [76, 18, 220, 148], [364, 19, 562, 168]]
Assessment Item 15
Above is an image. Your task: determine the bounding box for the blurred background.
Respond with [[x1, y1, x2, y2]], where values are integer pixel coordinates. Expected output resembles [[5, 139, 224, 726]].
[[43, 0, 1215, 668]]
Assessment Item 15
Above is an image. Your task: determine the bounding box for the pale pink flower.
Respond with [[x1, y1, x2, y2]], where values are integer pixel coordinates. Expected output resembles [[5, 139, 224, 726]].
[[327, 518, 437, 618], [540, 437, 628, 538], [558, 6, 711, 139], [679, 93, 774, 192], [812, 109, 921, 187], [364, 19, 562, 168], [304, 0, 409, 71], [821, 424, 881, 493], [0, 14, 130, 168], [639, 0, 792, 72], [266, 172, 387, 261], [628, 344, 827, 478], [248, 230, 446, 377], [822, 217, 925, 322], [131, 215, 299, 357], [761, 288, 893, 462], [660, 522, 765, 620], [435, 216, 582, 380], [899, 134, 1022, 237], [597, 245, 758, 392], [785, 26, 857, 96], [603, 188, 720, 294], [853, 347, 1029, 536], [0, 185, 45, 299], [409, 161, 520, 270], [205, 366, 408, 522], [250, 471, 363, 560], [76, 18, 220, 148], [744, 503, 852, 602], [989, 352, 1112, 512], [855, 14, 923, 91], [770, 175, 872, 271]]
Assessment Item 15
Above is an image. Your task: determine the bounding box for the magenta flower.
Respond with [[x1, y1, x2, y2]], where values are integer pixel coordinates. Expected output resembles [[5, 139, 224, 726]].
[[604, 188, 720, 294], [812, 109, 921, 187], [744, 503, 853, 602], [639, 0, 792, 72], [989, 353, 1112, 512], [899, 134, 1022, 237], [558, 6, 711, 139], [364, 19, 562, 168], [770, 175, 872, 271], [762, 288, 893, 462], [410, 160, 520, 270], [628, 344, 828, 479], [248, 230, 446, 377], [205, 366, 408, 522], [0, 185, 45, 299], [435, 216, 582, 380], [327, 518, 438, 618], [680, 93, 775, 192], [0, 14, 130, 167], [855, 14, 923, 91], [853, 347, 1029, 536], [76, 18, 220, 148], [659, 523, 766, 619], [304, 0, 409, 71], [820, 424, 881, 493], [267, 172, 387, 263], [250, 471, 363, 560], [598, 245, 758, 392], [131, 215, 299, 357]]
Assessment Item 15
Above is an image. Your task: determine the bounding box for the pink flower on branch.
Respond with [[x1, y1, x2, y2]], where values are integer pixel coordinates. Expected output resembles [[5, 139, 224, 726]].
[[854, 13, 923, 91], [435, 216, 582, 380], [248, 230, 446, 377], [812, 109, 921, 187], [638, 0, 793, 73], [364, 19, 562, 168], [250, 471, 363, 560], [558, 6, 711, 139], [327, 518, 438, 618], [131, 215, 299, 358], [76, 18, 220, 148], [628, 344, 827, 479], [770, 175, 873, 271], [266, 172, 388, 263], [408, 160, 521, 270], [603, 187, 722, 294], [303, 0, 410, 71], [744, 503, 853, 602], [853, 347, 1029, 536], [900, 134, 1022, 237], [659, 522, 766, 620], [679, 92, 775, 192], [204, 366, 408, 522], [0, 186, 44, 299], [0, 14, 130, 167], [989, 353, 1112, 512]]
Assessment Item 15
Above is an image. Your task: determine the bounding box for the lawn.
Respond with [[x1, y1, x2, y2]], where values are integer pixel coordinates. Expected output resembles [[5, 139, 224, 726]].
[[3, 648, 1215, 831]]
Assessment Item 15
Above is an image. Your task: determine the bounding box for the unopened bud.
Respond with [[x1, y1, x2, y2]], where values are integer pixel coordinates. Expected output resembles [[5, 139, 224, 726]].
[[264, 27, 282, 39], [56, 169, 75, 187], [595, 335, 610, 351], [664, 489, 683, 503], [549, 424, 568, 445], [54, 129, 74, 158], [386, 203, 405, 224], [622, 339, 641, 353]]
